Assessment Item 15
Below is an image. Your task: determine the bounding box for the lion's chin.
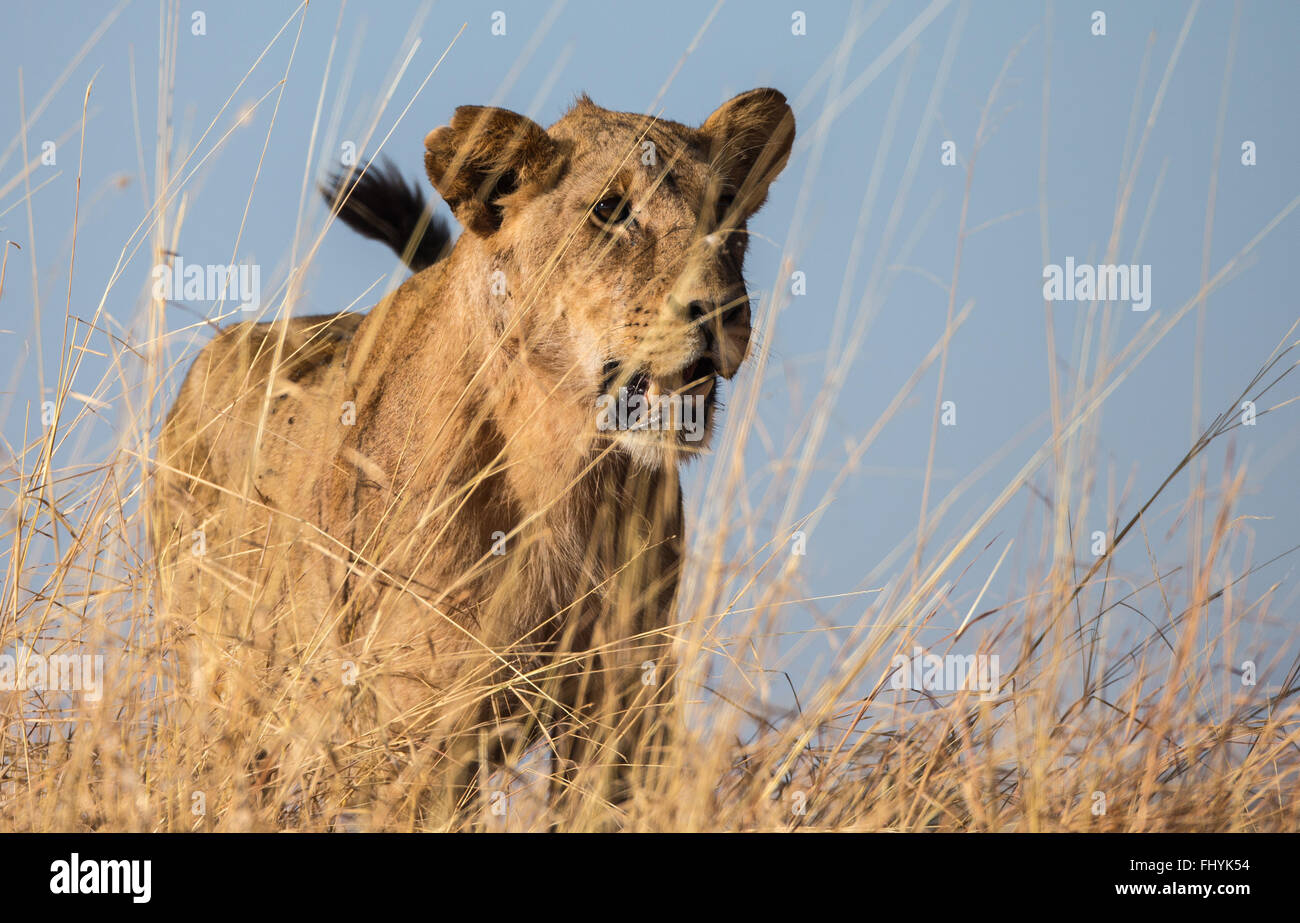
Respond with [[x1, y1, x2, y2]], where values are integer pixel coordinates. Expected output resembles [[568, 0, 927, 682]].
[[611, 427, 714, 471]]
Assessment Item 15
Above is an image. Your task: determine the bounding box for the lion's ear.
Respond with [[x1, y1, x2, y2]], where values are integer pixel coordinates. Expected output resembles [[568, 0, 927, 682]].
[[424, 106, 559, 236], [700, 88, 795, 215]]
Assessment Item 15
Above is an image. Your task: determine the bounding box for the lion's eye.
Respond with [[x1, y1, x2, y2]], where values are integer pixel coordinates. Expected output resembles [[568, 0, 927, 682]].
[[592, 194, 632, 227]]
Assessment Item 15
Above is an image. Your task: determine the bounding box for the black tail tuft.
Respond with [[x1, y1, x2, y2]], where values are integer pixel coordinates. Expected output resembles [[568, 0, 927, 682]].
[[321, 157, 453, 272]]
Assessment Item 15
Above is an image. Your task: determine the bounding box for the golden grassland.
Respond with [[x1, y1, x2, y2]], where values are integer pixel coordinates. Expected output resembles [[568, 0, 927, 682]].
[[1, 3, 1296, 831]]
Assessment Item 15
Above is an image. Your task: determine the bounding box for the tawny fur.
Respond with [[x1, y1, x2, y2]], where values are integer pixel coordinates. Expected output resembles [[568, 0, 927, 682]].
[[150, 89, 794, 827]]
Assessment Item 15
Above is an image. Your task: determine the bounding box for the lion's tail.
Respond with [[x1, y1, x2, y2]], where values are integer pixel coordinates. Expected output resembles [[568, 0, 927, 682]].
[[320, 157, 453, 272]]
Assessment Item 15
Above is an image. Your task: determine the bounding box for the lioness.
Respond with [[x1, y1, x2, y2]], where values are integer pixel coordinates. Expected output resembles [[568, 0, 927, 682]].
[[151, 89, 794, 828]]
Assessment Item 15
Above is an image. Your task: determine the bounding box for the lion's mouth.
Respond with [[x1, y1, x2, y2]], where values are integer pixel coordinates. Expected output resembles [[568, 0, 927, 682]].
[[602, 355, 718, 402], [600, 355, 718, 449]]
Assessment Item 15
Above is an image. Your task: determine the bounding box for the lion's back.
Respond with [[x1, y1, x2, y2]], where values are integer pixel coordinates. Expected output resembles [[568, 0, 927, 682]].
[[150, 312, 361, 655]]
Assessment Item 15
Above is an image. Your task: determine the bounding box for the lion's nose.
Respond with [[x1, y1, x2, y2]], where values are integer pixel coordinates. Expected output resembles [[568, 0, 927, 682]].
[[687, 300, 719, 356], [686, 297, 751, 378], [687, 298, 748, 328]]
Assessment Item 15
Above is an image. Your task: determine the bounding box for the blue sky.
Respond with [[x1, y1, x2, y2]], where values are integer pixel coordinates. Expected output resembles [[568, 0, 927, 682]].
[[3, 1, 1298, 703]]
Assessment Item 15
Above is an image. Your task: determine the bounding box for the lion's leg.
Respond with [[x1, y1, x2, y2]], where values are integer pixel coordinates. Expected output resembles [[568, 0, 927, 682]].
[[414, 693, 508, 831], [544, 639, 675, 830]]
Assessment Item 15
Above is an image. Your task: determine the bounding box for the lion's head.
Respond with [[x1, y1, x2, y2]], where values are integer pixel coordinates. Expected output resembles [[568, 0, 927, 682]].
[[423, 88, 795, 468]]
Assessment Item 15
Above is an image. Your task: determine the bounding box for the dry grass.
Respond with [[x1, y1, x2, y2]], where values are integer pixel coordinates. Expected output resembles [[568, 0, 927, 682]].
[[1, 2, 1297, 832]]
